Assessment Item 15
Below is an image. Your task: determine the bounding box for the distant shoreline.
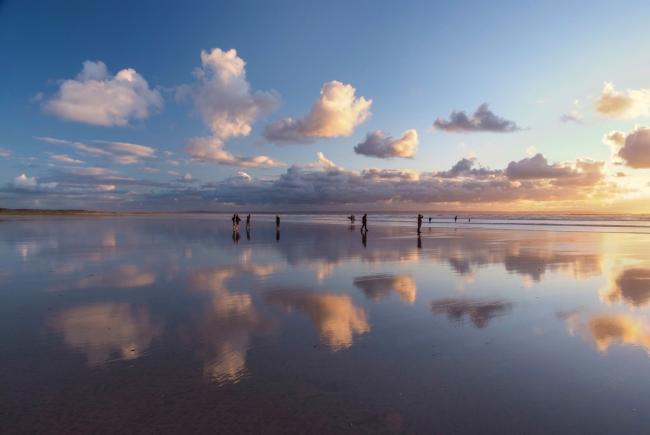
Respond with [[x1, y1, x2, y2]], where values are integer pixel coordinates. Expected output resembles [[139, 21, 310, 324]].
[[0, 208, 163, 216]]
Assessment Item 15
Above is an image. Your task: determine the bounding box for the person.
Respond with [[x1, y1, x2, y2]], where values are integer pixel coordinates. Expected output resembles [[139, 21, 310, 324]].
[[232, 213, 237, 228], [276, 215, 280, 229], [246, 213, 251, 229], [348, 214, 355, 223], [454, 215, 458, 223], [428, 216, 432, 223], [360, 213, 368, 233], [468, 216, 471, 223], [417, 213, 423, 234]]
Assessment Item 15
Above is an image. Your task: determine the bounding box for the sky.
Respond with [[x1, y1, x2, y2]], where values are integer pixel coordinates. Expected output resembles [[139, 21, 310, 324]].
[[1, 0, 650, 212]]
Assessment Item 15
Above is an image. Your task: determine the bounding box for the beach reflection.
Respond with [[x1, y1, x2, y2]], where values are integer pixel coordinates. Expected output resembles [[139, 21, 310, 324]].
[[5, 216, 650, 433]]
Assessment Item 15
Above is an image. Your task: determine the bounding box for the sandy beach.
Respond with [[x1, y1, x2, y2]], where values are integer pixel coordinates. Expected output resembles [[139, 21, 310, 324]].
[[2, 215, 650, 433]]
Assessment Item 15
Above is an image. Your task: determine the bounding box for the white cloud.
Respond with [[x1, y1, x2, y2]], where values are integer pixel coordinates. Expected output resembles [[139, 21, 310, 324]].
[[0, 147, 11, 157], [183, 48, 281, 167], [50, 154, 84, 164], [264, 81, 372, 144], [44, 60, 163, 126], [596, 82, 650, 118], [354, 129, 418, 158]]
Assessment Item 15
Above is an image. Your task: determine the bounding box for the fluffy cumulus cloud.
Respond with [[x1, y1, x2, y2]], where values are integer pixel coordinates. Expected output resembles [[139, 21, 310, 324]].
[[183, 48, 282, 167], [354, 129, 418, 158], [44, 61, 163, 126], [264, 81, 372, 144], [198, 152, 612, 207], [433, 103, 520, 133], [604, 126, 650, 169], [596, 82, 650, 119]]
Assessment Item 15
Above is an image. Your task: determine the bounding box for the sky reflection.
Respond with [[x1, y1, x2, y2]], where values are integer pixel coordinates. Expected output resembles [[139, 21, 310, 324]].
[[4, 216, 650, 432]]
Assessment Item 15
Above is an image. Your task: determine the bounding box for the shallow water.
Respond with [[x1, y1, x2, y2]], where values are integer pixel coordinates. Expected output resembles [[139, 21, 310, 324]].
[[2, 216, 650, 433]]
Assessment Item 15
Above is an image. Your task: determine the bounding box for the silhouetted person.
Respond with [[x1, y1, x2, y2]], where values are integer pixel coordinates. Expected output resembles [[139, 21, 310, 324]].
[[454, 215, 458, 223], [361, 213, 368, 233], [246, 213, 251, 229], [361, 230, 367, 248], [428, 216, 432, 223], [468, 217, 471, 223], [232, 213, 237, 228], [276, 215, 280, 229], [417, 213, 423, 234], [348, 214, 355, 223]]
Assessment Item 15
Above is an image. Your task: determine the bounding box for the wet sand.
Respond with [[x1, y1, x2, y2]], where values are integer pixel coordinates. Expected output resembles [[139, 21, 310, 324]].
[[2, 215, 650, 434]]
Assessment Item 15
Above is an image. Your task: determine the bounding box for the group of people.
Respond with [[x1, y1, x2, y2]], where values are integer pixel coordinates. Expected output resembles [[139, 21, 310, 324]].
[[231, 213, 282, 243], [230, 212, 474, 245]]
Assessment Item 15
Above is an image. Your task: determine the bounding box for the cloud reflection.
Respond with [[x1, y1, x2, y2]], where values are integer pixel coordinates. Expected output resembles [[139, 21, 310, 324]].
[[52, 303, 161, 366], [561, 311, 650, 355], [601, 267, 650, 307], [354, 274, 417, 304], [265, 289, 369, 350], [431, 298, 513, 328]]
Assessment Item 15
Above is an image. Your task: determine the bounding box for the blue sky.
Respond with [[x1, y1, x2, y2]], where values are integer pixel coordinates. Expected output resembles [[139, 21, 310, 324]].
[[1, 0, 650, 211]]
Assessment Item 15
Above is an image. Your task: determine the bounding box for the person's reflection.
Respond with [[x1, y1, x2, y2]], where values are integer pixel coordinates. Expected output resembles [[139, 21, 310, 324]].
[[232, 227, 240, 244], [417, 234, 422, 249], [246, 227, 251, 241], [349, 224, 356, 231], [276, 228, 280, 243], [361, 230, 367, 248]]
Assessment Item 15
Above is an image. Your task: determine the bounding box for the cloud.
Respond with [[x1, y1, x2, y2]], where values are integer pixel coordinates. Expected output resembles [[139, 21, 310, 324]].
[[596, 82, 650, 118], [183, 48, 281, 168], [604, 126, 650, 169], [50, 154, 84, 164], [436, 157, 500, 178], [560, 99, 583, 123], [44, 60, 163, 126], [201, 152, 612, 207], [12, 173, 58, 191], [0, 147, 11, 157], [506, 154, 578, 179], [263, 80, 372, 144], [35, 136, 156, 165], [186, 136, 283, 168], [354, 129, 418, 158], [433, 103, 520, 133]]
